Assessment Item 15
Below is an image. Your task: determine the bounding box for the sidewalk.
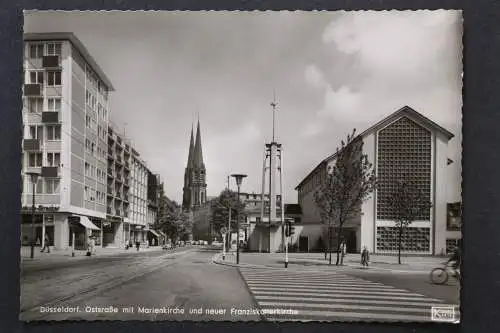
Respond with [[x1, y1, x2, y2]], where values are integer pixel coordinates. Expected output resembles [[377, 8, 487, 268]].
[[20, 245, 165, 264], [213, 251, 447, 273]]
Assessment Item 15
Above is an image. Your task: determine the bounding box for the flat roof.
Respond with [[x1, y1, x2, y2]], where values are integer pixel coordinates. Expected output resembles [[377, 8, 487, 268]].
[[24, 32, 115, 91]]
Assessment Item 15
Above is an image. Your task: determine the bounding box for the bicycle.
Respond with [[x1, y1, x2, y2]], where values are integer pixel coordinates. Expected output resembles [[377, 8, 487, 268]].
[[430, 262, 461, 285]]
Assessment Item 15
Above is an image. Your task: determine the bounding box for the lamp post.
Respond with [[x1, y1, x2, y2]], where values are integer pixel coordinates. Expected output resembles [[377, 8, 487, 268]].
[[231, 173, 247, 265], [26, 171, 41, 259]]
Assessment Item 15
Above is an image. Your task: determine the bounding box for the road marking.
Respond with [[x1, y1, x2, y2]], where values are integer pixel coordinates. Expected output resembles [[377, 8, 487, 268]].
[[239, 267, 458, 322]]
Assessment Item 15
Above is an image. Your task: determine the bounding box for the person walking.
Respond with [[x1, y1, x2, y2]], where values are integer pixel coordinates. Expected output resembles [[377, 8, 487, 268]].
[[361, 246, 370, 267], [40, 234, 51, 253], [340, 241, 347, 265], [135, 239, 140, 252]]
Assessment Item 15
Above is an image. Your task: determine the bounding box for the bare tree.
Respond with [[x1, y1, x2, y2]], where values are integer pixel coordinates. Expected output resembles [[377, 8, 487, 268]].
[[315, 129, 377, 266], [389, 181, 432, 264]]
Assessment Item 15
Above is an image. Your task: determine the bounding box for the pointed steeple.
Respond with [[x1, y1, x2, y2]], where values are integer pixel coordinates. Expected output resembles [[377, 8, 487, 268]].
[[186, 125, 195, 168], [193, 119, 205, 169]]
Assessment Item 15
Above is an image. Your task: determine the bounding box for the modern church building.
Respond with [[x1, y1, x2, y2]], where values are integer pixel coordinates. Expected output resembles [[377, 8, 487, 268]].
[[294, 106, 462, 255]]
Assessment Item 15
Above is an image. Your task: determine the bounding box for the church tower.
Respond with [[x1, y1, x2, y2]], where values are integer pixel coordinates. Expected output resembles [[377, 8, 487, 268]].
[[182, 120, 207, 212]]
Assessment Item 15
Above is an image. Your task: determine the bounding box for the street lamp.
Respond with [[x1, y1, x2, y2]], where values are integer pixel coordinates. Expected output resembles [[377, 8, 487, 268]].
[[26, 171, 41, 259], [231, 173, 247, 265]]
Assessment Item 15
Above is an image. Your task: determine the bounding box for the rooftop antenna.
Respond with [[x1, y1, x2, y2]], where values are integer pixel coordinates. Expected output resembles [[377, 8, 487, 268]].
[[270, 89, 278, 142], [123, 122, 128, 139]]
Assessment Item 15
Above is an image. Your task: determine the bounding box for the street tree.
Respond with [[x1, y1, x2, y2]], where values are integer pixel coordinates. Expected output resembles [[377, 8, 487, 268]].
[[209, 189, 247, 246], [315, 129, 377, 266], [389, 181, 432, 264]]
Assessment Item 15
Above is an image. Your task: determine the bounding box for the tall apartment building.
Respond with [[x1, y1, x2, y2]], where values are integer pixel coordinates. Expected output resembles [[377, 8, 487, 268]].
[[129, 150, 149, 243], [103, 125, 131, 247], [21, 33, 114, 250]]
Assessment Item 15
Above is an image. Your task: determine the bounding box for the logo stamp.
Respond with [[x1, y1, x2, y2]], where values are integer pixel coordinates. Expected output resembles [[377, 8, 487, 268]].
[[431, 306, 456, 322]]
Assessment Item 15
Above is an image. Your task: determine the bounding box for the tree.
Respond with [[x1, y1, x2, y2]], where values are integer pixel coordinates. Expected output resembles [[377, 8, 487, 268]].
[[156, 186, 192, 245], [389, 181, 432, 264], [209, 189, 247, 247], [315, 129, 377, 266]]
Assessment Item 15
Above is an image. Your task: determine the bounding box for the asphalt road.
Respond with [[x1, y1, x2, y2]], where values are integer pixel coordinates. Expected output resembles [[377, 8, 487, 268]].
[[20, 247, 260, 321]]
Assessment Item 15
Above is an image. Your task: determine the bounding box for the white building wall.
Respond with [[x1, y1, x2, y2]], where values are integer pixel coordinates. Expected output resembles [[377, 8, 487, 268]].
[[360, 132, 376, 253], [434, 132, 451, 255]]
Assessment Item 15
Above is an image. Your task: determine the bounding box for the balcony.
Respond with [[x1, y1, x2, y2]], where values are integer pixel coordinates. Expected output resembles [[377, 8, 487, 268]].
[[23, 139, 40, 151], [24, 84, 41, 96], [41, 111, 59, 123], [106, 207, 113, 214], [123, 195, 129, 202], [117, 137, 122, 145], [41, 166, 59, 178], [116, 209, 121, 216], [108, 148, 114, 156], [107, 168, 113, 176], [107, 186, 113, 194], [116, 156, 123, 165], [42, 55, 60, 69], [124, 161, 130, 169], [123, 179, 130, 187]]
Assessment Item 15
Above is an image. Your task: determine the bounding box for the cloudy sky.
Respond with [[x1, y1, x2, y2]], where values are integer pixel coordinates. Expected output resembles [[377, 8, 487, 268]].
[[24, 10, 463, 204]]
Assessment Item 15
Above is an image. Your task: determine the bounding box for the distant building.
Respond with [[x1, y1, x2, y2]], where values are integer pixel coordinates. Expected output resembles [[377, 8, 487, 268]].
[[21, 32, 114, 250], [182, 121, 207, 212], [295, 106, 460, 255]]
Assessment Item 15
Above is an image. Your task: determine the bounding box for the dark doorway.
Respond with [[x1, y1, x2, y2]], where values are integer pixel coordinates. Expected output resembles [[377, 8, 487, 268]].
[[299, 236, 308, 252]]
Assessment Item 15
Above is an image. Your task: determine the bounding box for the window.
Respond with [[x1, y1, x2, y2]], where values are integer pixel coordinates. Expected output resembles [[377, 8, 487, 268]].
[[84, 186, 89, 201], [85, 162, 90, 176], [85, 139, 91, 152], [447, 203, 462, 230], [47, 98, 61, 112], [46, 42, 62, 56], [376, 226, 430, 253], [86, 115, 91, 128], [27, 98, 43, 113], [46, 125, 61, 140], [29, 44, 44, 58], [36, 178, 43, 194], [28, 152, 42, 167], [47, 71, 61, 86], [91, 142, 95, 155], [45, 179, 60, 194], [29, 71, 44, 84], [47, 152, 60, 167], [376, 117, 432, 221], [28, 125, 43, 141]]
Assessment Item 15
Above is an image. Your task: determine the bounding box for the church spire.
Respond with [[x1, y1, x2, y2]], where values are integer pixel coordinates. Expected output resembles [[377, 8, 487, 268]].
[[186, 125, 195, 168], [193, 119, 205, 169]]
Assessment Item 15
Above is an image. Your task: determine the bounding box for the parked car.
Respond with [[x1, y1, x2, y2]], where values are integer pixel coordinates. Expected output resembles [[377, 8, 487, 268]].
[[162, 243, 172, 250]]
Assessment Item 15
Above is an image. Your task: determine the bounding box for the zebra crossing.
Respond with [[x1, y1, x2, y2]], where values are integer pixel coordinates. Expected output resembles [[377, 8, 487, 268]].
[[239, 267, 459, 322]]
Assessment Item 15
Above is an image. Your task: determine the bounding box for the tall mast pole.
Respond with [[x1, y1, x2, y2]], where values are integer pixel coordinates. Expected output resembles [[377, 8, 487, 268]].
[[271, 89, 277, 143]]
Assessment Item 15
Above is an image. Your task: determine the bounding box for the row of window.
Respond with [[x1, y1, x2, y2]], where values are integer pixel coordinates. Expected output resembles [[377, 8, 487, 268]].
[[27, 152, 60, 168], [28, 42, 62, 58], [85, 139, 107, 163], [26, 178, 60, 194], [26, 97, 61, 113], [84, 186, 106, 205], [84, 162, 106, 183], [28, 70, 61, 86], [27, 125, 61, 142]]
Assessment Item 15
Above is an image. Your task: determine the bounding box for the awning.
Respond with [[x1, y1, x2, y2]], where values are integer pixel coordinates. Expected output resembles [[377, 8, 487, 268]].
[[148, 229, 160, 237], [157, 230, 166, 238], [79, 216, 100, 230]]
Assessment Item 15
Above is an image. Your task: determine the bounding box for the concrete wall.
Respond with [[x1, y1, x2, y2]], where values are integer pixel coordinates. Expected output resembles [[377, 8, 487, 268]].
[[361, 131, 377, 253]]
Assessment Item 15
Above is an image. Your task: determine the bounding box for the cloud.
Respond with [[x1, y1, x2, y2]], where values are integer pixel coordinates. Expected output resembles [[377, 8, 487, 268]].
[[317, 85, 362, 119], [304, 64, 327, 88]]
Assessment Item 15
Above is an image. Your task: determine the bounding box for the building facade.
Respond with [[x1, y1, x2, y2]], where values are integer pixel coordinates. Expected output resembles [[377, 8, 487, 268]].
[[21, 32, 114, 250], [295, 106, 461, 255], [182, 121, 207, 212]]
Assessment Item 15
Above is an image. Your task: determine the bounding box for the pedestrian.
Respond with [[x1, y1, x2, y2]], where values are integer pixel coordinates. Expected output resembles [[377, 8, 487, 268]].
[[86, 236, 92, 256], [146, 239, 149, 248], [361, 246, 370, 267], [40, 234, 51, 253], [136, 240, 140, 251], [90, 236, 96, 255], [340, 241, 347, 265]]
